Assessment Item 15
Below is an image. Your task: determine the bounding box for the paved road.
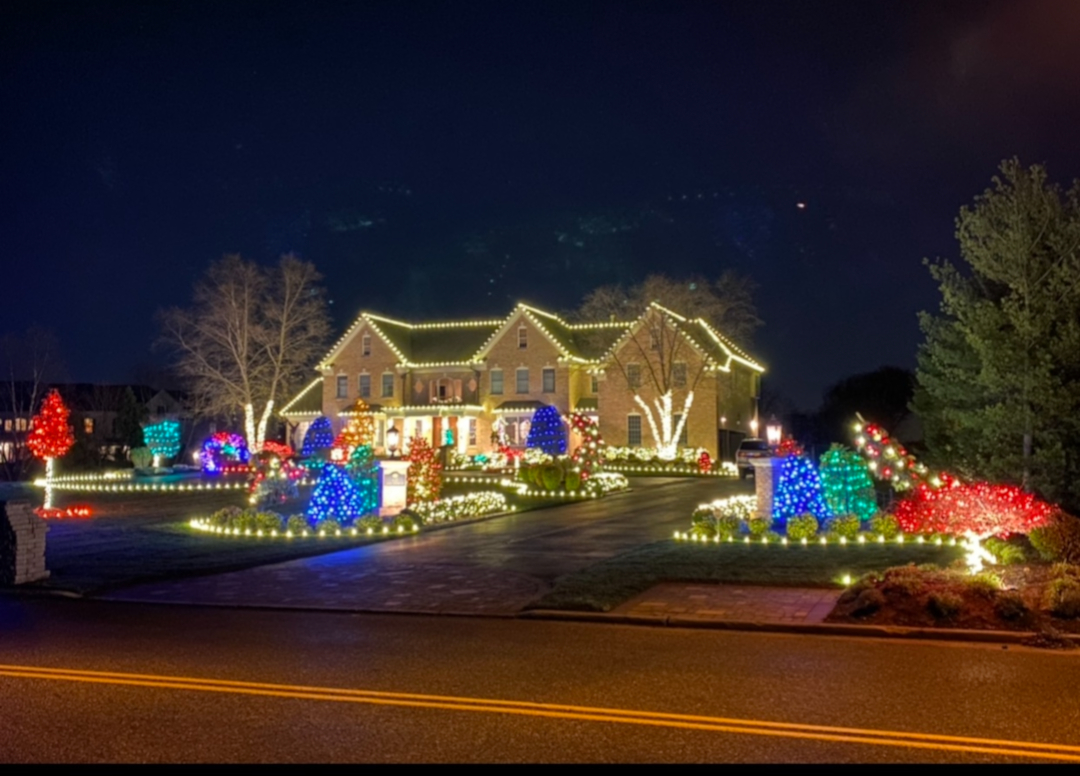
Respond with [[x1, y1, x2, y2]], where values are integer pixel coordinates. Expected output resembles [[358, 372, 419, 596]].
[[1, 596, 1078, 763], [106, 477, 750, 613]]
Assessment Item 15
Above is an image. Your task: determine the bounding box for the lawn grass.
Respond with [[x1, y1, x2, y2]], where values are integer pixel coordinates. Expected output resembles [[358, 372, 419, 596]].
[[528, 539, 966, 613]]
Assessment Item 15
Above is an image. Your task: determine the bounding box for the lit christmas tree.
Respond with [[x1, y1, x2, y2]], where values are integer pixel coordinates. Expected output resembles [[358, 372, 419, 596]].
[[28, 389, 74, 482], [818, 444, 878, 521], [332, 400, 375, 461], [345, 443, 381, 516], [305, 463, 365, 527], [301, 416, 334, 457], [568, 412, 604, 477], [142, 419, 182, 468], [772, 454, 832, 526], [405, 436, 442, 505], [525, 405, 566, 456]]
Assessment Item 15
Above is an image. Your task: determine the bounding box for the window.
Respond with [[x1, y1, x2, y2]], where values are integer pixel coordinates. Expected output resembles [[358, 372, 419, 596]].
[[490, 369, 504, 395], [542, 368, 555, 393], [376, 419, 385, 447], [673, 362, 687, 388], [518, 326, 528, 349], [437, 381, 448, 400], [506, 421, 518, 446], [590, 375, 599, 394], [84, 418, 95, 435], [627, 415, 642, 446], [16, 418, 26, 432], [336, 375, 348, 398], [3, 419, 10, 432], [362, 333, 371, 357], [467, 419, 477, 446], [413, 419, 423, 440], [359, 374, 371, 398], [627, 364, 642, 389], [673, 414, 688, 445], [382, 373, 394, 398], [516, 368, 529, 394]]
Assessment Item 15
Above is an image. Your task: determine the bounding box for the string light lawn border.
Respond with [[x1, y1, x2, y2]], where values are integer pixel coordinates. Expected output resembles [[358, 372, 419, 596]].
[[604, 463, 737, 478], [190, 519, 420, 539], [673, 531, 962, 547], [443, 473, 629, 500], [35, 477, 315, 494]]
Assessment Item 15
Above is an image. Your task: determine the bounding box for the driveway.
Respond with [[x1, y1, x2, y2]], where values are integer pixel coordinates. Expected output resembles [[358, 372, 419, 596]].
[[106, 477, 752, 614]]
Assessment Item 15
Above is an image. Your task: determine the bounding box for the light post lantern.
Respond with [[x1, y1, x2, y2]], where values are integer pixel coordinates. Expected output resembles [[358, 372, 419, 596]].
[[766, 423, 782, 446]]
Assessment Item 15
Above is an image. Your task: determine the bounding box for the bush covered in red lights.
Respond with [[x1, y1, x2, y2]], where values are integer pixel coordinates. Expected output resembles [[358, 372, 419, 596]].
[[894, 482, 1055, 539]]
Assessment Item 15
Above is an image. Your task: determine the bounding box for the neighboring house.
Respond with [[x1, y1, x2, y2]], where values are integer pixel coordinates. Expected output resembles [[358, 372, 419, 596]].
[[0, 383, 193, 469], [280, 302, 764, 461]]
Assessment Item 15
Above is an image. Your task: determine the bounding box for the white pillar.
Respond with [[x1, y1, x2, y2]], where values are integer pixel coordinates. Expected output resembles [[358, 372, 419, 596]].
[[379, 459, 410, 517]]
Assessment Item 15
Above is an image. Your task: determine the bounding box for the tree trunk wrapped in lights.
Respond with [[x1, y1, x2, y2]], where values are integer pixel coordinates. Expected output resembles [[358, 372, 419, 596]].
[[27, 389, 75, 509]]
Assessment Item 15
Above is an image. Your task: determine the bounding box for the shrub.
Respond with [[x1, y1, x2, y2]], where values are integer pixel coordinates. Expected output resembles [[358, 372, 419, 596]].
[[984, 537, 1029, 566], [746, 516, 771, 538], [1044, 577, 1080, 618], [964, 572, 1003, 597], [994, 591, 1028, 621], [1028, 511, 1080, 563], [564, 469, 582, 492], [928, 592, 963, 619], [851, 588, 885, 617], [130, 446, 153, 469], [254, 511, 283, 532], [786, 514, 818, 541], [358, 515, 384, 531], [869, 513, 901, 540], [316, 516, 342, 535], [826, 514, 860, 540], [285, 514, 309, 534], [882, 565, 925, 596], [393, 513, 419, 532], [540, 463, 563, 491]]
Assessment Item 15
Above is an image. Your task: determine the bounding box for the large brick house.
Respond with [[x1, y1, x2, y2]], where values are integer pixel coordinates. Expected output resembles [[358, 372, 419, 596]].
[[280, 302, 764, 461]]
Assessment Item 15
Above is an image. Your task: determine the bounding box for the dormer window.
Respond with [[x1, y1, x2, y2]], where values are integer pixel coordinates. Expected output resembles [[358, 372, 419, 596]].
[[362, 333, 371, 357], [518, 326, 527, 349]]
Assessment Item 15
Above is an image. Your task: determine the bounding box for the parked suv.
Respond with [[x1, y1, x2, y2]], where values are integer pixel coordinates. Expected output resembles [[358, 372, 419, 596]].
[[735, 438, 773, 479]]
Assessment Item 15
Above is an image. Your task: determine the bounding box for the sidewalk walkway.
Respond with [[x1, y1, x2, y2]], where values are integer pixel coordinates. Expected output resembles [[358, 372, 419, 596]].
[[612, 583, 841, 625]]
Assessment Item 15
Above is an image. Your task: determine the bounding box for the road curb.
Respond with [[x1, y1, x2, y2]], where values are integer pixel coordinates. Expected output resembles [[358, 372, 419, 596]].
[[516, 609, 1080, 646]]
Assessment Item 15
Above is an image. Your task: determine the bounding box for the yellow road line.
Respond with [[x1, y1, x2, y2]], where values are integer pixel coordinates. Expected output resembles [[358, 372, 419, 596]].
[[0, 664, 1075, 761]]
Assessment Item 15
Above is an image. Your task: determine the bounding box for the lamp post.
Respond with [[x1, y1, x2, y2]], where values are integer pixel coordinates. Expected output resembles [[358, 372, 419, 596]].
[[387, 423, 400, 458], [766, 423, 782, 446]]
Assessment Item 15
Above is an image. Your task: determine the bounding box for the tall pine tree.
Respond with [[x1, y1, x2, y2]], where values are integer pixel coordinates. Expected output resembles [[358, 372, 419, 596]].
[[912, 159, 1080, 512]]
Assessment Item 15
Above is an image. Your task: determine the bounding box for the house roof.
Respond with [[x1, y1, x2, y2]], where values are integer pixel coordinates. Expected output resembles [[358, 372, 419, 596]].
[[316, 302, 763, 374], [279, 378, 324, 418]]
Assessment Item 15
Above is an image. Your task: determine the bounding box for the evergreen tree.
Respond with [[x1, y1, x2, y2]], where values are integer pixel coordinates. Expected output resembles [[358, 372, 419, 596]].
[[912, 159, 1080, 511], [114, 387, 148, 449]]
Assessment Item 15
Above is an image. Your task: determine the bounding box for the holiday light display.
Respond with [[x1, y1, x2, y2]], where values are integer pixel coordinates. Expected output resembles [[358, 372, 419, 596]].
[[633, 390, 694, 462], [772, 454, 832, 525], [27, 389, 74, 481], [142, 419, 182, 468], [697, 450, 713, 473], [305, 462, 367, 526], [345, 443, 380, 517], [818, 444, 878, 521], [851, 419, 953, 492], [894, 482, 1054, 572], [406, 436, 442, 505], [775, 438, 804, 458], [332, 400, 375, 459], [260, 440, 294, 459], [301, 416, 334, 457], [568, 412, 604, 477], [200, 432, 250, 474], [248, 450, 302, 506], [525, 405, 567, 456]]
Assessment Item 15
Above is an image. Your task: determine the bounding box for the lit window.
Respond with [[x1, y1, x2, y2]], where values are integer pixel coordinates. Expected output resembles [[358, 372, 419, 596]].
[[16, 418, 26, 432], [359, 374, 371, 398], [382, 373, 394, 398], [84, 418, 95, 435], [673, 362, 687, 388], [414, 420, 423, 440], [467, 419, 477, 446], [490, 370, 504, 395], [3, 419, 10, 432], [336, 376, 348, 398], [542, 368, 555, 393], [516, 368, 529, 394], [362, 333, 371, 357], [590, 375, 599, 394], [628, 415, 642, 446], [376, 419, 385, 447], [627, 364, 642, 389], [518, 326, 527, 349]]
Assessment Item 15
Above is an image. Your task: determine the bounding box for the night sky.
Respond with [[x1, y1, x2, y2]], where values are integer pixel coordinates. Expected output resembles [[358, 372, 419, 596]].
[[5, 0, 1080, 410]]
